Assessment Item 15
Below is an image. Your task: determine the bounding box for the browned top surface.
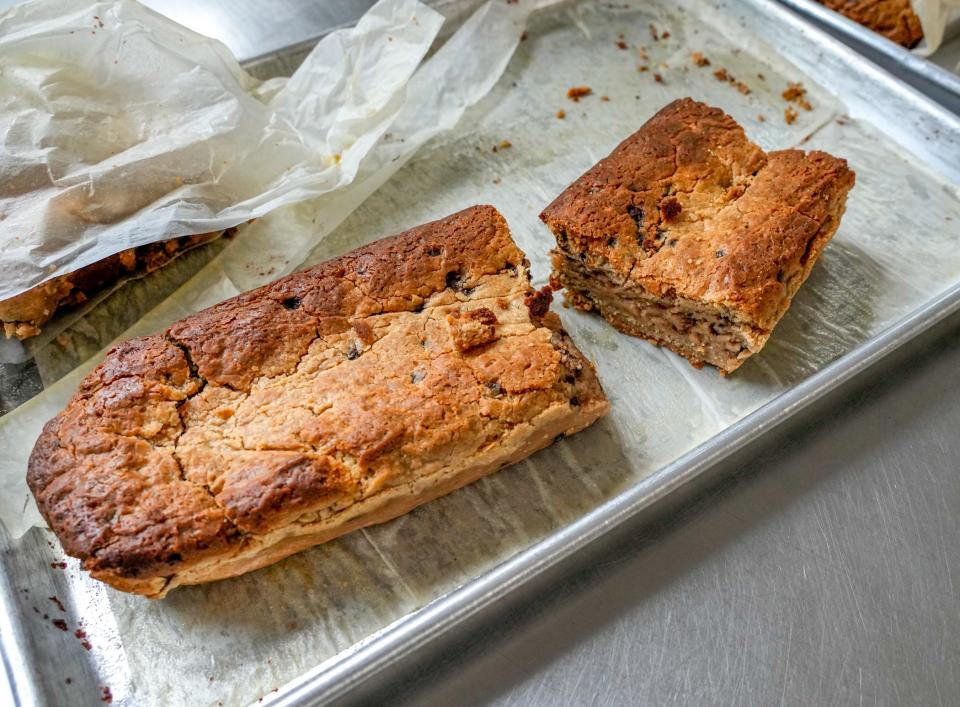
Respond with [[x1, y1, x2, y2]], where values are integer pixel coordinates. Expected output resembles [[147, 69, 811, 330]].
[[27, 206, 606, 585], [540, 98, 855, 330], [818, 0, 924, 48]]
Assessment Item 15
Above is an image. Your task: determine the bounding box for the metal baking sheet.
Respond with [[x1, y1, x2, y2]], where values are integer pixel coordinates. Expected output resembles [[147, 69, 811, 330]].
[[776, 0, 960, 113], [3, 0, 960, 705]]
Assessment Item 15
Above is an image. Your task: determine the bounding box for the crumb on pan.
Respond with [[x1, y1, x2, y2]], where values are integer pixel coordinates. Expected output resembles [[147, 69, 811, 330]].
[[556, 109, 566, 119], [782, 82, 812, 111], [567, 86, 592, 101], [691, 52, 710, 67], [784, 107, 799, 124]]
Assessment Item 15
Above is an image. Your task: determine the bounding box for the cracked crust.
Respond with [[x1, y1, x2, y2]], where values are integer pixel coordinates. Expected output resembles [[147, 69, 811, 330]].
[[541, 98, 855, 373], [817, 0, 923, 49], [0, 231, 229, 340], [27, 206, 609, 597]]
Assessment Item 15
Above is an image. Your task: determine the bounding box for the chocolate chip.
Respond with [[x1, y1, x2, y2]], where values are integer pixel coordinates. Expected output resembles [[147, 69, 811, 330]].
[[660, 196, 682, 223], [569, 396, 580, 406], [554, 433, 566, 443], [607, 236, 617, 247], [426, 246, 442, 256], [715, 249, 725, 258], [347, 342, 361, 360], [281, 296, 301, 310], [486, 379, 502, 396], [445, 270, 474, 294], [411, 370, 426, 384], [627, 204, 645, 229], [776, 269, 786, 283], [167, 553, 182, 564]]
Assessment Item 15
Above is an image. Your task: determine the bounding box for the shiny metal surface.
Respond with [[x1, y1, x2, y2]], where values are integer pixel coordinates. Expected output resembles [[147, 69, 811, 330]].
[[777, 0, 960, 114], [2, 1, 960, 706]]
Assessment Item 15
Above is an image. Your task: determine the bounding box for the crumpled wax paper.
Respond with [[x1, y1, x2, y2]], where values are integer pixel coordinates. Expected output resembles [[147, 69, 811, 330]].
[[0, 0, 532, 537], [0, 0, 444, 303]]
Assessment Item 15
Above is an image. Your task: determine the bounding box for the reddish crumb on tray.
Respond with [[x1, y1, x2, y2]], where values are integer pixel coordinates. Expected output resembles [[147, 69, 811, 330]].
[[661, 31, 670, 39], [50, 561, 67, 570], [784, 107, 799, 124], [782, 82, 813, 111], [649, 23, 659, 41], [691, 52, 710, 67], [51, 618, 68, 631], [653, 73, 664, 83], [567, 86, 592, 101], [616, 39, 628, 49], [712, 67, 750, 95], [49, 596, 66, 612], [758, 114, 766, 122], [101, 686, 113, 704], [556, 109, 566, 119], [600, 95, 610, 102], [637, 65, 649, 72]]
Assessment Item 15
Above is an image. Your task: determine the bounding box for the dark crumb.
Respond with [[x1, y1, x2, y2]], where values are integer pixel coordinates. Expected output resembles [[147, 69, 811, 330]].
[[492, 177, 502, 185], [51, 618, 68, 631], [600, 95, 610, 102], [616, 40, 628, 49], [101, 686, 113, 704], [520, 31, 528, 41], [637, 65, 649, 72], [50, 562, 67, 570], [556, 109, 566, 119], [835, 116, 850, 125], [784, 107, 798, 125], [567, 86, 592, 101], [661, 31, 670, 39], [65, 678, 72, 685], [758, 114, 766, 122], [691, 51, 710, 67], [653, 73, 664, 83], [713, 68, 729, 81], [49, 596, 66, 612], [736, 81, 750, 95], [649, 23, 659, 41]]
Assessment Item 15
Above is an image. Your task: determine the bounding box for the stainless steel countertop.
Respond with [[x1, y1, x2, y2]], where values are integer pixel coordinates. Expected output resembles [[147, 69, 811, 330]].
[[2, 1, 958, 705]]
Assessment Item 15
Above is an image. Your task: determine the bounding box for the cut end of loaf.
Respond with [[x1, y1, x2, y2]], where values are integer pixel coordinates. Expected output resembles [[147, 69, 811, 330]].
[[541, 98, 855, 374]]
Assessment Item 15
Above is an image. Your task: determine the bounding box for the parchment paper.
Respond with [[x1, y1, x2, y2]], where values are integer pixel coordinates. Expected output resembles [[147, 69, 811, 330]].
[[913, 0, 960, 56], [0, 0, 444, 302], [1, 1, 960, 705]]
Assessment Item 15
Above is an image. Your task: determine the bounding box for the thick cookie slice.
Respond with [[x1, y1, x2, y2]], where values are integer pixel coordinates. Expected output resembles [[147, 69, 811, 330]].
[[27, 206, 608, 597], [541, 98, 855, 374]]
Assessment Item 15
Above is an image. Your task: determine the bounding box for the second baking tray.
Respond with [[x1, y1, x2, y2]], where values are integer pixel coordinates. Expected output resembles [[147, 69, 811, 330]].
[[776, 0, 960, 113], [3, 0, 960, 704]]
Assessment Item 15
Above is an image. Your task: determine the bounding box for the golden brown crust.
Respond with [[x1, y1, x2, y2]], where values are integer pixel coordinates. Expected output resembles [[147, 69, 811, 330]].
[[27, 206, 608, 597], [541, 98, 855, 373], [817, 0, 924, 49], [0, 231, 227, 340]]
